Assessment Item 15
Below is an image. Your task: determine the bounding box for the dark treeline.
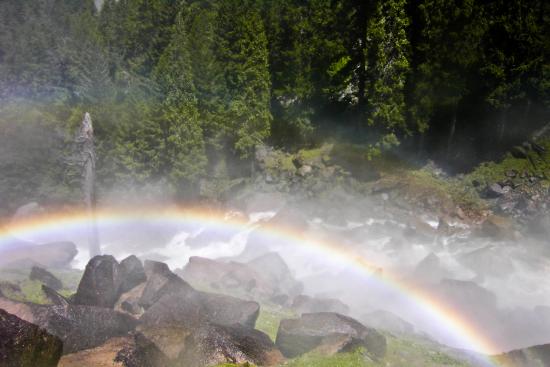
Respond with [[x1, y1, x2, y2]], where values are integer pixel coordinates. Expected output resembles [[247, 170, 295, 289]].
[[0, 0, 548, 202]]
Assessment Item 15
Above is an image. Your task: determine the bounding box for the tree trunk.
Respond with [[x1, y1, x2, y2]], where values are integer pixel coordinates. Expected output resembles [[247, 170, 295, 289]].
[[446, 107, 457, 159], [498, 107, 508, 144], [78, 112, 100, 258]]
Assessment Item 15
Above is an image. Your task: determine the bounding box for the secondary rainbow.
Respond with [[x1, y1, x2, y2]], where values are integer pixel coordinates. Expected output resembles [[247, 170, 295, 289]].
[[0, 206, 502, 365]]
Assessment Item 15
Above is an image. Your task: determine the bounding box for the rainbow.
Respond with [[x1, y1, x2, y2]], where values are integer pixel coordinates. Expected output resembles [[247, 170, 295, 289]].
[[0, 206, 502, 365]]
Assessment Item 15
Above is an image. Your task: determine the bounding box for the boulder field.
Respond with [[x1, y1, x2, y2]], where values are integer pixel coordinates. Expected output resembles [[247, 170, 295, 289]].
[[0, 253, 386, 366]]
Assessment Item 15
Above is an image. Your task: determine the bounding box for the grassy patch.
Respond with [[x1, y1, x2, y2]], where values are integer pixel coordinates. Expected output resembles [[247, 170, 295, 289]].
[[255, 305, 296, 341], [384, 335, 471, 367], [283, 348, 375, 367], [466, 140, 550, 189]]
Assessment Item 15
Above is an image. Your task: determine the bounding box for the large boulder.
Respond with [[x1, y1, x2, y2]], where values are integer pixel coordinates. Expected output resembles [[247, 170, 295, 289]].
[[247, 252, 303, 298], [137, 326, 190, 360], [140, 288, 260, 330], [361, 310, 415, 336], [177, 323, 284, 367], [41, 285, 70, 307], [0, 241, 77, 268], [58, 333, 169, 367], [180, 256, 284, 300], [139, 260, 193, 309], [494, 344, 550, 367], [291, 295, 349, 315], [275, 312, 386, 359], [115, 283, 146, 318], [0, 308, 63, 367], [0, 296, 137, 354], [73, 255, 122, 308], [30, 266, 63, 290], [119, 256, 146, 294]]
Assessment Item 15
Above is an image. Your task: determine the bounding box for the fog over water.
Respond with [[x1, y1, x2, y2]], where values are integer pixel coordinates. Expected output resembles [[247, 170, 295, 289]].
[[8, 191, 550, 356]]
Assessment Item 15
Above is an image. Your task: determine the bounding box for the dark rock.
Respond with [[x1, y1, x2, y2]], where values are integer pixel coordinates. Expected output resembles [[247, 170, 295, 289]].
[[0, 296, 137, 354], [137, 326, 190, 360], [0, 308, 63, 367], [140, 289, 259, 329], [275, 312, 386, 359], [58, 333, 169, 367], [73, 255, 122, 308], [30, 266, 63, 290], [291, 295, 349, 315], [119, 256, 146, 294], [178, 323, 284, 367], [0, 241, 78, 268], [139, 260, 193, 309], [41, 285, 70, 307]]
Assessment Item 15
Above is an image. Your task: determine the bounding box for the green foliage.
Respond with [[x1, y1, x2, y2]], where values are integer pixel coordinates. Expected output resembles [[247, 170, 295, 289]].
[[0, 0, 548, 205], [215, 0, 272, 158]]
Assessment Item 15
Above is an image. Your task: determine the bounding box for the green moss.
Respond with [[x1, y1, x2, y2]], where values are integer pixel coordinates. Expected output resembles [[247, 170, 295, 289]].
[[467, 140, 550, 189], [19, 280, 49, 304], [284, 348, 375, 367], [255, 305, 296, 341]]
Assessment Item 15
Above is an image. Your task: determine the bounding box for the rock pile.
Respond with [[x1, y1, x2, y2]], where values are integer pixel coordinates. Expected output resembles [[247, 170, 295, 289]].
[[0, 254, 386, 366]]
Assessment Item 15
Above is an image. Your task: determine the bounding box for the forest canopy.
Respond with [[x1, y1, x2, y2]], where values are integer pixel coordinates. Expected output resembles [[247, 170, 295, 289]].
[[0, 0, 548, 206]]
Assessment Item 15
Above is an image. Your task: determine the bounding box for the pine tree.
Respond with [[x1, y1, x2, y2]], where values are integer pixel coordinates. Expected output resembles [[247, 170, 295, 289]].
[[215, 0, 272, 158], [154, 9, 207, 190]]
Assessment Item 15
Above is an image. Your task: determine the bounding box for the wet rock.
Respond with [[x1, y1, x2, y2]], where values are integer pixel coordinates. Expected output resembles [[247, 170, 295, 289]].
[[494, 343, 550, 367], [291, 295, 349, 315], [0, 296, 137, 354], [458, 246, 514, 277], [116, 283, 146, 318], [265, 207, 309, 231], [479, 215, 516, 239], [361, 310, 415, 335], [58, 333, 169, 367], [137, 326, 190, 360], [276, 312, 386, 359], [437, 217, 450, 233], [436, 279, 497, 318], [119, 256, 146, 294], [139, 260, 193, 309], [178, 323, 284, 367], [30, 266, 63, 290], [0, 308, 63, 367], [42, 285, 70, 307], [180, 256, 271, 298], [247, 252, 303, 298], [140, 289, 259, 329], [0, 241, 78, 268], [73, 255, 122, 308], [485, 183, 510, 198], [413, 253, 450, 284]]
